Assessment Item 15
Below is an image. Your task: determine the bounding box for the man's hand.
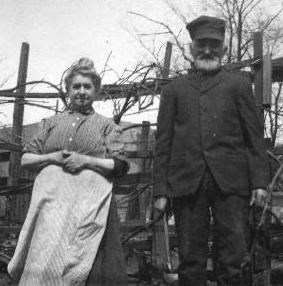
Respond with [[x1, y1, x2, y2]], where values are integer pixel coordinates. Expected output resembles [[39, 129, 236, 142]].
[[250, 188, 267, 208], [63, 150, 87, 174], [154, 196, 168, 212]]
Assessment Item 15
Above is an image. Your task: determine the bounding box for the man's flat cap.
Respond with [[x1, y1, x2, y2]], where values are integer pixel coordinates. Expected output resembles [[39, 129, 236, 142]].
[[186, 15, 226, 41]]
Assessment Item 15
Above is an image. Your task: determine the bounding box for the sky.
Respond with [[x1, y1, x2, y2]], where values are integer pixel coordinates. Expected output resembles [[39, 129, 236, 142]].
[[0, 0, 282, 127], [0, 0, 211, 126]]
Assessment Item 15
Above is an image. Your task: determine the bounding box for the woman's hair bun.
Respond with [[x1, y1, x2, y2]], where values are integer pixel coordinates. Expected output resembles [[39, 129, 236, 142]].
[[63, 57, 101, 92], [77, 57, 95, 69]]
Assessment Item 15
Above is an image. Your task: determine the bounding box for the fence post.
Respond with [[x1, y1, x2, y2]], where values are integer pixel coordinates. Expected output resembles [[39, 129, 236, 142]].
[[139, 121, 151, 223], [152, 41, 172, 283], [253, 32, 271, 286], [253, 32, 264, 134], [262, 53, 272, 107], [8, 42, 29, 223]]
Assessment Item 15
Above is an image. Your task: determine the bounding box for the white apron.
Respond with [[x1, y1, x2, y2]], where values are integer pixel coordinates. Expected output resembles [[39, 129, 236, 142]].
[[8, 165, 112, 286]]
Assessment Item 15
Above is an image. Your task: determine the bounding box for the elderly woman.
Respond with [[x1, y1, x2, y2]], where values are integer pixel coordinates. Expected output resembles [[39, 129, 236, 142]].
[[8, 58, 129, 285]]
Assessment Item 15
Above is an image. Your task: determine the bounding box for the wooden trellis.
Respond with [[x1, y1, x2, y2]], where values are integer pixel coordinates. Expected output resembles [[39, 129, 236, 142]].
[[2, 31, 283, 285]]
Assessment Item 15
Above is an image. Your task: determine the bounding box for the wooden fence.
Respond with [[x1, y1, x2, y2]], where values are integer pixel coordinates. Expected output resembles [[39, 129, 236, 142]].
[[1, 31, 283, 284]]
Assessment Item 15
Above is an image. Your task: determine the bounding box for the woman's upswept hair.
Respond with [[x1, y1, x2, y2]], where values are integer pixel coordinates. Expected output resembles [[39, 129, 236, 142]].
[[63, 57, 101, 92]]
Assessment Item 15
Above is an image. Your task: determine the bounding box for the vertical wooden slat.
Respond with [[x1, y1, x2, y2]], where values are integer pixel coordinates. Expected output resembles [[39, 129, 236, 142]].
[[263, 53, 272, 107], [252, 33, 271, 285], [8, 42, 29, 223], [253, 32, 264, 133], [139, 121, 150, 223], [161, 42, 172, 79], [152, 41, 173, 283]]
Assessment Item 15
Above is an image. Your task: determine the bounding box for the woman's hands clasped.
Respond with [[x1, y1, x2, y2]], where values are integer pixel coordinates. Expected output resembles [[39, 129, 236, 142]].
[[62, 150, 88, 174], [21, 150, 114, 176]]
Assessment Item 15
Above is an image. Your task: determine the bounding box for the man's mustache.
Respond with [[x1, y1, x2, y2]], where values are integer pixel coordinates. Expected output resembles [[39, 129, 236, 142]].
[[199, 55, 217, 60]]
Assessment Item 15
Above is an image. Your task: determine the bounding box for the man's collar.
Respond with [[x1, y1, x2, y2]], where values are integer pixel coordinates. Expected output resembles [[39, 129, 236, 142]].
[[190, 63, 222, 77], [187, 65, 223, 93]]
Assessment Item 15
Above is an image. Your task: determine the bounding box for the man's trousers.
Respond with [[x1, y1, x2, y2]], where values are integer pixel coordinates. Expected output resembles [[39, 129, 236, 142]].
[[173, 168, 250, 286]]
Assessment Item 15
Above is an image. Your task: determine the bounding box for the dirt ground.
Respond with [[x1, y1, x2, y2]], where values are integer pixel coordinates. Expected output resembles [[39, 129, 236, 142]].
[[0, 228, 17, 286], [0, 272, 15, 286], [1, 270, 283, 285], [1, 231, 283, 286]]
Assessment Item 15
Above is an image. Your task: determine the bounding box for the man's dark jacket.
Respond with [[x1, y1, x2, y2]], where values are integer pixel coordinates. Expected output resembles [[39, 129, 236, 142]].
[[154, 68, 270, 198]]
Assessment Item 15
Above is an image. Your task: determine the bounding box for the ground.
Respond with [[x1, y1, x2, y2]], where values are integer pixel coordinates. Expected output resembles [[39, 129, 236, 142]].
[[1, 228, 283, 286], [0, 272, 15, 286], [0, 227, 17, 286]]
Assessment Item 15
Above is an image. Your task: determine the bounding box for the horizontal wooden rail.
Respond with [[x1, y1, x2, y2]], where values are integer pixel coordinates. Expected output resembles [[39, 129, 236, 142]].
[[0, 143, 22, 152], [125, 150, 154, 159], [0, 251, 11, 264], [114, 172, 152, 186], [0, 225, 21, 233], [0, 172, 153, 196], [0, 56, 282, 101], [0, 80, 168, 99]]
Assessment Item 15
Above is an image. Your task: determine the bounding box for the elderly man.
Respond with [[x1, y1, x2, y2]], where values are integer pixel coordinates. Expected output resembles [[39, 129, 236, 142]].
[[154, 15, 270, 286]]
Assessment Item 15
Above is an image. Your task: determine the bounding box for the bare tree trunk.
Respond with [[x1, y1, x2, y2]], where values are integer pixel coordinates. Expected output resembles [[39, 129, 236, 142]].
[[267, 82, 283, 146], [237, 12, 243, 61]]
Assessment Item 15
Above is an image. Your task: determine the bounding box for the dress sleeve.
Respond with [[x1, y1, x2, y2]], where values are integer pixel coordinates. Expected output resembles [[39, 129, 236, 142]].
[[111, 158, 129, 178], [22, 118, 50, 154], [104, 121, 129, 173]]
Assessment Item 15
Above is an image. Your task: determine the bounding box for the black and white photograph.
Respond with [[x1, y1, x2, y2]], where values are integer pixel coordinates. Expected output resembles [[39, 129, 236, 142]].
[[0, 0, 283, 285]]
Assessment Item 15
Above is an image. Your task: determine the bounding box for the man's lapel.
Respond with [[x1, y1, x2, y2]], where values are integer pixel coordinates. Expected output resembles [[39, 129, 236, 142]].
[[186, 72, 201, 90], [186, 69, 223, 93], [200, 70, 223, 93]]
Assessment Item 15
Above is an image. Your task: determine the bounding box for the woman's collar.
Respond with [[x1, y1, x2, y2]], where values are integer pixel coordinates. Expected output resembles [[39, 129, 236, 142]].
[[67, 105, 95, 115]]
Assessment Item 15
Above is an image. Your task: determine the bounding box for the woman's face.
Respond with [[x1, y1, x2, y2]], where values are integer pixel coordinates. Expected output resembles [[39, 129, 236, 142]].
[[68, 74, 97, 111]]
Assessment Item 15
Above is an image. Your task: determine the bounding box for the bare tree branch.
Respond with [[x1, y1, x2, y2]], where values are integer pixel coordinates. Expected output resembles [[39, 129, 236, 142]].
[[100, 51, 113, 80], [163, 0, 188, 25], [128, 11, 191, 62], [0, 80, 67, 106]]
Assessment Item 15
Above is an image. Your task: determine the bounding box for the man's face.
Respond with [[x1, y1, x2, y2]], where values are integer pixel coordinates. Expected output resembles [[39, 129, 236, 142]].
[[190, 38, 226, 72]]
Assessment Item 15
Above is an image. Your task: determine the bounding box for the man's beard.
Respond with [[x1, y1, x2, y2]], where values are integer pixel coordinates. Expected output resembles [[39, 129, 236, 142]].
[[194, 57, 221, 72]]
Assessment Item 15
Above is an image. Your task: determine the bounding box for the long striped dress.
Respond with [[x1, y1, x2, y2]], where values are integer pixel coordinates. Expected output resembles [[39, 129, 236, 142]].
[[8, 110, 128, 286]]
